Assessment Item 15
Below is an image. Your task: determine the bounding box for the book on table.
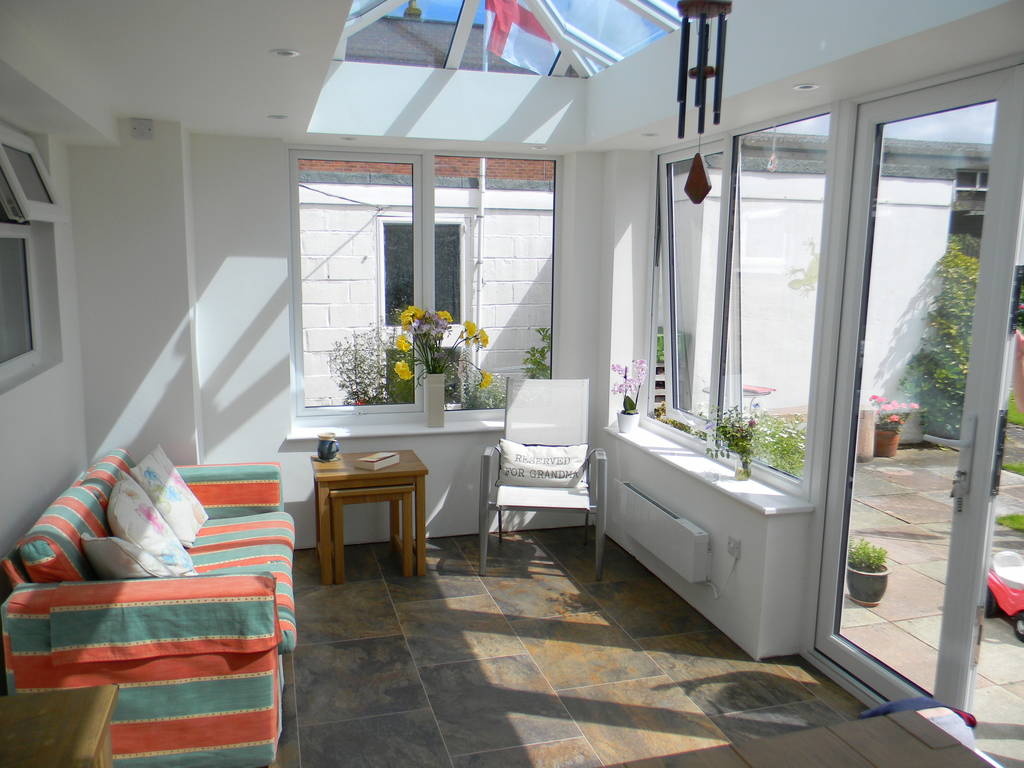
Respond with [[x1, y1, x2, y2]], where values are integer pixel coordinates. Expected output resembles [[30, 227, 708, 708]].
[[356, 451, 399, 471]]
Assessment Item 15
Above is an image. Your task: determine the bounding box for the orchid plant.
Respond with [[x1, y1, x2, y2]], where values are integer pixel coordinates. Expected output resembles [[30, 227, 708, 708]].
[[393, 306, 492, 389], [611, 360, 648, 414], [869, 395, 919, 432]]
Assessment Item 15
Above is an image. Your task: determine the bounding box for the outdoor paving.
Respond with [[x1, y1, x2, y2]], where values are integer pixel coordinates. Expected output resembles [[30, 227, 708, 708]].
[[844, 438, 1024, 767]]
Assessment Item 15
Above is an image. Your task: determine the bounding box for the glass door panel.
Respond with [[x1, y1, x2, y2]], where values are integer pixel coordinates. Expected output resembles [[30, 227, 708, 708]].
[[836, 102, 996, 691]]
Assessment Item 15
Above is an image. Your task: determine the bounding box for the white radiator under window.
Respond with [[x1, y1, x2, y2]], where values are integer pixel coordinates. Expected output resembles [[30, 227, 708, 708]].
[[620, 482, 711, 583]]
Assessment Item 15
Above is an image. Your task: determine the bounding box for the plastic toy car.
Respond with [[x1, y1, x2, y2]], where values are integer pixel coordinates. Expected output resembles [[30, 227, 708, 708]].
[[986, 550, 1024, 642]]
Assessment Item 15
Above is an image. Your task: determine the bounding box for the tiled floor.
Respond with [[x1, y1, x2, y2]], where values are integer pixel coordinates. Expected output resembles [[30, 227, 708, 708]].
[[846, 442, 1024, 766], [277, 528, 862, 767]]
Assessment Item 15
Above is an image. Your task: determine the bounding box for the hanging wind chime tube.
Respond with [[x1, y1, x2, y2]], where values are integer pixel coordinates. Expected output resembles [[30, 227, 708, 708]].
[[676, 1, 731, 204], [676, 1, 732, 140]]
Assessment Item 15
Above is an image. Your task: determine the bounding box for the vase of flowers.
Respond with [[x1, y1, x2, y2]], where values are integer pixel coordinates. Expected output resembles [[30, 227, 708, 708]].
[[393, 306, 491, 428], [611, 359, 648, 434], [706, 406, 758, 480], [869, 396, 919, 457]]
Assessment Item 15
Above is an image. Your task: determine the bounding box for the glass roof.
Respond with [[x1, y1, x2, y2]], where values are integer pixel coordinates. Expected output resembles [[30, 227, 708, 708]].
[[339, 0, 678, 77]]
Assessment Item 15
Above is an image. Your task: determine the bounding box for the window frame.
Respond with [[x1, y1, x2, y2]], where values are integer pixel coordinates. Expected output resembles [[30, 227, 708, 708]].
[[648, 107, 837, 491], [289, 147, 559, 429], [0, 123, 63, 223]]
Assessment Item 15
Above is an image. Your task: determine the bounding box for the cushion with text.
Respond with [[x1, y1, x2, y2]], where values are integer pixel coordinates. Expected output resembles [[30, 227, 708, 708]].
[[498, 439, 588, 488]]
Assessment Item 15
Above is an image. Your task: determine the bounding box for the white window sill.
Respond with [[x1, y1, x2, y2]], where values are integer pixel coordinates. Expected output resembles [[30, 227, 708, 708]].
[[287, 414, 504, 442], [604, 425, 814, 516]]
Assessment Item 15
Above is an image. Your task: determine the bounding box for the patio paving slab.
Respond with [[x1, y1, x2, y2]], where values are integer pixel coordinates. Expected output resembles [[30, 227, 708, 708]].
[[858, 525, 948, 566], [893, 615, 941, 649], [871, 466, 953, 492], [849, 472, 908, 497], [866, 565, 944, 622], [857, 492, 952, 525], [841, 622, 938, 691], [972, 685, 1024, 767], [908, 559, 948, 583], [848, 501, 903, 533], [977, 617, 1024, 686]]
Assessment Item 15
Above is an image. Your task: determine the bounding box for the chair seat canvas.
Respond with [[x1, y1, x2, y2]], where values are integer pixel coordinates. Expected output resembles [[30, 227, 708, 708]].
[[497, 482, 591, 510]]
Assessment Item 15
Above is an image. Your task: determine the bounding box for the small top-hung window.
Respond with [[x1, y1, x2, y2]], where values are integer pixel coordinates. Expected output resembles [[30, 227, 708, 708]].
[[0, 123, 62, 223]]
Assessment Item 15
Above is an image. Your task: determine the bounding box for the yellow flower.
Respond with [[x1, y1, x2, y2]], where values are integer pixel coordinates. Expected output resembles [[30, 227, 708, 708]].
[[477, 329, 489, 348], [412, 306, 426, 320], [480, 370, 493, 389], [395, 335, 411, 352], [394, 360, 413, 380], [463, 320, 478, 339], [400, 307, 416, 329], [437, 310, 453, 323]]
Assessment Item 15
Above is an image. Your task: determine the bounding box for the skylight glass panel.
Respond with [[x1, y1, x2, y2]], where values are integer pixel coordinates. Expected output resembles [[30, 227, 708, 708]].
[[548, 0, 666, 58], [349, 0, 392, 19], [346, 1, 459, 69]]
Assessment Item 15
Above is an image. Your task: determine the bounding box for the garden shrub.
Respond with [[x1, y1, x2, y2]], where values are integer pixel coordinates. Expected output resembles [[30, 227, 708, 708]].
[[901, 235, 980, 439]]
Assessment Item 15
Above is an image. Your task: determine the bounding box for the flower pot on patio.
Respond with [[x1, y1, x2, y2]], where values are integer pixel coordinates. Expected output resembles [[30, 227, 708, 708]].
[[847, 566, 890, 607], [874, 429, 900, 458]]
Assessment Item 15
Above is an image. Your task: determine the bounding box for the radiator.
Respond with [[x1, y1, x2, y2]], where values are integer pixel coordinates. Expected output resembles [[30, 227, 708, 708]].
[[620, 482, 711, 583]]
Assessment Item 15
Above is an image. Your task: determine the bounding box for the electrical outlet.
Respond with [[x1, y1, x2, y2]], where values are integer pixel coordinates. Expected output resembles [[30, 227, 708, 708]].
[[727, 537, 741, 559]]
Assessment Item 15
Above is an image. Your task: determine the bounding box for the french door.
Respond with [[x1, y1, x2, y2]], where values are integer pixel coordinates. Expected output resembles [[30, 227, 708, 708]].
[[817, 66, 1024, 708]]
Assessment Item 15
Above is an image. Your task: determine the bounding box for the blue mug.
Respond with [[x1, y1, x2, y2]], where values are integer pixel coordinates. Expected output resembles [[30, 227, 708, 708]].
[[317, 433, 340, 461]]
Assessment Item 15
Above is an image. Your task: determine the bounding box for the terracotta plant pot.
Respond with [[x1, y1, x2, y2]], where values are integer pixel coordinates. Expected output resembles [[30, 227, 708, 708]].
[[847, 566, 890, 606], [874, 429, 900, 457]]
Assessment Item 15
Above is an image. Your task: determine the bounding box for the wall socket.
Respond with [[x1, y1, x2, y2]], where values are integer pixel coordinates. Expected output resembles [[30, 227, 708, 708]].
[[727, 537, 741, 559]]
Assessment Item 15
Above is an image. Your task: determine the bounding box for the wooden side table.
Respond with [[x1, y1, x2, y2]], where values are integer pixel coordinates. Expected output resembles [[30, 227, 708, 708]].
[[0, 684, 118, 768], [311, 450, 428, 584]]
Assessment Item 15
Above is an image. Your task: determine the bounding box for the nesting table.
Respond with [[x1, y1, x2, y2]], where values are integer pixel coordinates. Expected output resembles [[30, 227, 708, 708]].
[[311, 450, 428, 584]]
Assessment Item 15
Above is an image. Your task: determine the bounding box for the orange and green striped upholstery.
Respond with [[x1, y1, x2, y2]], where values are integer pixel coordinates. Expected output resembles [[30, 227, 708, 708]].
[[3, 574, 283, 767], [177, 463, 281, 519], [15, 450, 135, 583]]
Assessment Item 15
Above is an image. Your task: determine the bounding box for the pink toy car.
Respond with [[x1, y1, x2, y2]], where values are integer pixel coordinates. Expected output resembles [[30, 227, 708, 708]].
[[986, 550, 1024, 642]]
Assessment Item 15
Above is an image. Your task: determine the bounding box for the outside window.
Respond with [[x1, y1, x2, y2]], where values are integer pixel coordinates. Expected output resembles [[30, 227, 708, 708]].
[[653, 114, 831, 479], [294, 153, 554, 415], [0, 236, 31, 364]]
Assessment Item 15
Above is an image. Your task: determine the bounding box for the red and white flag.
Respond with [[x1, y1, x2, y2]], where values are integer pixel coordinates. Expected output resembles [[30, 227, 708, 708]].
[[484, 0, 559, 75]]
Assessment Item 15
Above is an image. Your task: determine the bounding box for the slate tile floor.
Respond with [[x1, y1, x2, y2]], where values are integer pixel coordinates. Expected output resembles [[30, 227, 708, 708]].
[[278, 528, 861, 767]]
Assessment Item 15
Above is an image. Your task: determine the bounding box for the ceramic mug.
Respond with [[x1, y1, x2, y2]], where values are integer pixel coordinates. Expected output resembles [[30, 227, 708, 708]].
[[317, 432, 340, 461]]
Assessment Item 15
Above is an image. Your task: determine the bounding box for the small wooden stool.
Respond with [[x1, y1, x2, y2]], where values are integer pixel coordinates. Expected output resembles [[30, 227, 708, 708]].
[[329, 485, 414, 583]]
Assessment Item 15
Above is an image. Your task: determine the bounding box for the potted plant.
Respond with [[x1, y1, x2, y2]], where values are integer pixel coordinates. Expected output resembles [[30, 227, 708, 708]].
[[847, 538, 889, 606], [393, 306, 490, 427], [869, 395, 919, 457], [611, 359, 648, 434], [705, 406, 758, 480]]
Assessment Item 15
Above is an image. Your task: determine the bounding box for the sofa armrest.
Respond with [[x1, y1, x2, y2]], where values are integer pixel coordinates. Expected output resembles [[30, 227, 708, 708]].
[[177, 462, 282, 519], [3, 573, 280, 666]]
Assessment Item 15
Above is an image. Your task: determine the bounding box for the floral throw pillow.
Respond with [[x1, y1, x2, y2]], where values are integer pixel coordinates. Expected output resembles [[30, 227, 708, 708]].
[[107, 476, 197, 577], [130, 445, 208, 547]]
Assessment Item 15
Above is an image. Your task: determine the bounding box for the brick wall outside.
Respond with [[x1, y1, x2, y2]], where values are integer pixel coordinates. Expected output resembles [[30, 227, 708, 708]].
[[299, 182, 553, 408], [298, 157, 554, 183]]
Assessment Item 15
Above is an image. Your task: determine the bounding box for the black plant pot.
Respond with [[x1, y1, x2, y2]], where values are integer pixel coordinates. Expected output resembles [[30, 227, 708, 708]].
[[847, 566, 889, 607]]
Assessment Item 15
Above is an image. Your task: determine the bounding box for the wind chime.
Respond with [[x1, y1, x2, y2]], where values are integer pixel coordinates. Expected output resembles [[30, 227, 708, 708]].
[[676, 1, 731, 204]]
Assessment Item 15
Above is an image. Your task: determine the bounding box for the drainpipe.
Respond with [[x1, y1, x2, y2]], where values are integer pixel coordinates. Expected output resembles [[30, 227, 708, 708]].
[[475, 157, 486, 368]]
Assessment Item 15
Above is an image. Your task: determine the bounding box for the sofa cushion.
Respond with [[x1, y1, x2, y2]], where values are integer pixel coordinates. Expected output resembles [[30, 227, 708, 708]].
[[190, 512, 297, 652], [130, 445, 208, 546], [19, 485, 108, 582], [108, 477, 197, 577], [82, 534, 185, 579], [77, 449, 135, 506]]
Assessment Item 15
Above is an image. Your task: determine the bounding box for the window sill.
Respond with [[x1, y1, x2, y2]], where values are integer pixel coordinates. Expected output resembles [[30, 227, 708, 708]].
[[287, 414, 504, 442], [604, 425, 814, 516]]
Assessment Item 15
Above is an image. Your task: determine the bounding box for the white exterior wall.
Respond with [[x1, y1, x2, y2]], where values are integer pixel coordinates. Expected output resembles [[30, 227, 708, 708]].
[[299, 184, 553, 407]]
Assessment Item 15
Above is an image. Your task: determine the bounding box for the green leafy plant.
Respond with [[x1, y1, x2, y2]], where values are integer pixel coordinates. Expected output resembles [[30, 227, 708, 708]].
[[522, 328, 552, 379], [705, 406, 757, 465], [752, 412, 807, 477], [848, 538, 888, 573], [901, 235, 979, 439], [456, 352, 507, 409], [328, 328, 414, 405], [997, 514, 1024, 532]]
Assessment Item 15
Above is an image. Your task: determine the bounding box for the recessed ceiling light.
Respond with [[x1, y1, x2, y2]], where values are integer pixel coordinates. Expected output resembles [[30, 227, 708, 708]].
[[269, 48, 301, 58], [532, 145, 547, 151], [267, 114, 288, 120], [641, 132, 658, 137], [338, 136, 357, 141], [793, 83, 819, 91]]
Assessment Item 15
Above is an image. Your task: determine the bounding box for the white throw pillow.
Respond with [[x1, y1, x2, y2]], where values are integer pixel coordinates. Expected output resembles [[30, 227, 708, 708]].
[[130, 445, 208, 547], [498, 439, 589, 488], [108, 476, 197, 577], [82, 534, 182, 579]]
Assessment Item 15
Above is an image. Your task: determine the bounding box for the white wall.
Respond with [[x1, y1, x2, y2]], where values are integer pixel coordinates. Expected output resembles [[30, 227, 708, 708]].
[[69, 120, 198, 465], [0, 137, 88, 559]]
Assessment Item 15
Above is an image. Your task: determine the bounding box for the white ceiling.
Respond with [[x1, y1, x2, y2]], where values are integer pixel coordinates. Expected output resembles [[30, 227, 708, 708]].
[[0, 0, 352, 143]]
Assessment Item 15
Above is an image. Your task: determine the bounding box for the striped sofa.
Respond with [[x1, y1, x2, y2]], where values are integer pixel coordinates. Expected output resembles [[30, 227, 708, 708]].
[[1, 450, 296, 768]]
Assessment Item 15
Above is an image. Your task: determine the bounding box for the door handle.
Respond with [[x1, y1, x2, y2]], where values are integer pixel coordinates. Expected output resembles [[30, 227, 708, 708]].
[[923, 414, 977, 452], [924, 414, 977, 506]]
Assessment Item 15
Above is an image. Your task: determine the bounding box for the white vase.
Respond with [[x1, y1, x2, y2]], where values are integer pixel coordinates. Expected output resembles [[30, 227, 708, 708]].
[[617, 411, 640, 434], [425, 373, 445, 428]]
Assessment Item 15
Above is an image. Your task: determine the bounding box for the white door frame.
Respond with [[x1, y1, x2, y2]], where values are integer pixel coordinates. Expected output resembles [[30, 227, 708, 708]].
[[815, 65, 1024, 707]]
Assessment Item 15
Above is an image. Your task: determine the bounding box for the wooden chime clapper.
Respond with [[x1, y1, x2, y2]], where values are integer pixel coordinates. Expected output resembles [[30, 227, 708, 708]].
[[677, 1, 731, 204]]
